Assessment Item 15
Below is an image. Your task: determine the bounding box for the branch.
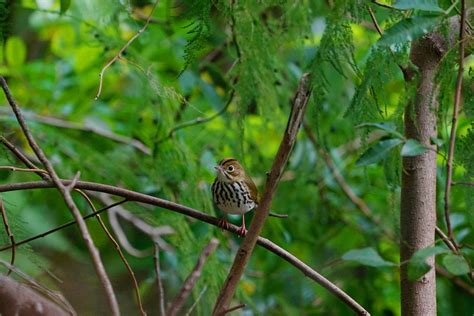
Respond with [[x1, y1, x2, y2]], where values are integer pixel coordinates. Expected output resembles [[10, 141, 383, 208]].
[[0, 198, 15, 275], [0, 107, 151, 155], [452, 181, 474, 186], [370, 0, 395, 10], [0, 136, 49, 180], [0, 77, 120, 315], [0, 178, 369, 314], [435, 265, 474, 296], [167, 238, 219, 316], [157, 88, 235, 144], [212, 74, 316, 315], [95, 0, 160, 99], [0, 275, 72, 316], [0, 260, 76, 315], [153, 243, 166, 316], [75, 191, 146, 316], [303, 123, 474, 294], [100, 193, 175, 256], [303, 122, 396, 241], [444, 0, 466, 242]]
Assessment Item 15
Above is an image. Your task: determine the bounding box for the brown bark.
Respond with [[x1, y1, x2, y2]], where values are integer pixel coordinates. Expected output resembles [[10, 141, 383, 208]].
[[400, 19, 460, 316], [0, 276, 72, 316]]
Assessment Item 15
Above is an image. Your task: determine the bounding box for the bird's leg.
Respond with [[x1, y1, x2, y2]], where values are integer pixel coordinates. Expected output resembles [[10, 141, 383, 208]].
[[217, 217, 230, 231], [236, 214, 247, 237]]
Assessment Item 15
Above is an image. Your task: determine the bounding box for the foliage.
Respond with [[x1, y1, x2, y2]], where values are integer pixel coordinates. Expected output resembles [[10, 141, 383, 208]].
[[0, 0, 472, 315]]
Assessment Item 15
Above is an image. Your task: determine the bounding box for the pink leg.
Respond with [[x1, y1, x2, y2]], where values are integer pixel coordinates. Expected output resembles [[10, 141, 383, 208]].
[[236, 214, 247, 237], [217, 218, 230, 231]]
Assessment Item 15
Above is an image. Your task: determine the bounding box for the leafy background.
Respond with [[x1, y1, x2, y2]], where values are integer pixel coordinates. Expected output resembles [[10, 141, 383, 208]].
[[0, 0, 473, 315]]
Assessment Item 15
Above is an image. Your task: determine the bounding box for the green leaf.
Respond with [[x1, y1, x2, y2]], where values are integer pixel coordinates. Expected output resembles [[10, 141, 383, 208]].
[[442, 254, 470, 275], [60, 0, 72, 15], [356, 139, 403, 166], [5, 36, 27, 67], [408, 246, 448, 281], [430, 136, 444, 146], [393, 0, 444, 12], [378, 16, 441, 46], [401, 139, 429, 157], [342, 247, 396, 267], [356, 122, 404, 139]]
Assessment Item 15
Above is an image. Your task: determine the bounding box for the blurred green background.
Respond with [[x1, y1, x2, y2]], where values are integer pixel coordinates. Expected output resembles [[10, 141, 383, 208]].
[[0, 0, 473, 315]]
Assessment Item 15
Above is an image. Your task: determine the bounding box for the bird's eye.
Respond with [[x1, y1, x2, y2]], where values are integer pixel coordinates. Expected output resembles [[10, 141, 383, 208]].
[[227, 165, 234, 172]]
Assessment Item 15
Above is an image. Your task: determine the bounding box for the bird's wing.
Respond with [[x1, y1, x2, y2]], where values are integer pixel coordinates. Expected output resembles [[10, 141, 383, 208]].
[[244, 175, 259, 204]]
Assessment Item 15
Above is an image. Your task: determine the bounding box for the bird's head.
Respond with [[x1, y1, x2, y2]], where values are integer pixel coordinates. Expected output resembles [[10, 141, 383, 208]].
[[214, 158, 245, 183]]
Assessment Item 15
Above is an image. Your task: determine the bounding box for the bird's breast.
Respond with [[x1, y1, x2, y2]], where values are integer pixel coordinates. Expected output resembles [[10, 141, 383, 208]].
[[212, 180, 256, 214]]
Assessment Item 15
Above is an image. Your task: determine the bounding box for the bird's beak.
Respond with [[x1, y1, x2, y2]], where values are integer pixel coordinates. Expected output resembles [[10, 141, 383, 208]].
[[214, 165, 221, 172]]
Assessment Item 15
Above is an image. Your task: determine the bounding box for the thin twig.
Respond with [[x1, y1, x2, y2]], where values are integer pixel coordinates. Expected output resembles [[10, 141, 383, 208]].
[[366, 5, 413, 80], [184, 286, 207, 316], [367, 6, 383, 36], [0, 199, 127, 252], [213, 74, 317, 315], [0, 137, 48, 180], [168, 238, 219, 316], [452, 181, 474, 186], [99, 194, 174, 256], [153, 243, 166, 316], [435, 226, 459, 254], [95, 0, 160, 99], [0, 107, 151, 155], [223, 304, 246, 314], [75, 190, 146, 316], [444, 0, 466, 242], [157, 88, 236, 144], [370, 0, 395, 10], [435, 265, 474, 296], [0, 178, 369, 314], [0, 165, 47, 174], [0, 198, 15, 275], [303, 122, 396, 240], [0, 76, 120, 315]]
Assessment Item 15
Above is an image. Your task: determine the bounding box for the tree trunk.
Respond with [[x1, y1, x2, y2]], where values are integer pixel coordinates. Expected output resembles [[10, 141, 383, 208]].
[[400, 21, 459, 316]]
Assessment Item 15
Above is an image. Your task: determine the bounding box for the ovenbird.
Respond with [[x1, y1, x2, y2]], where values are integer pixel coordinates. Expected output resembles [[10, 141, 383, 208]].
[[211, 158, 286, 236]]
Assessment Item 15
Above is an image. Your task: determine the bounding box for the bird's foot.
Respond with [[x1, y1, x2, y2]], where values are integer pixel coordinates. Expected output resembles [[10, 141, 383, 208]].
[[217, 218, 230, 231], [236, 226, 247, 237]]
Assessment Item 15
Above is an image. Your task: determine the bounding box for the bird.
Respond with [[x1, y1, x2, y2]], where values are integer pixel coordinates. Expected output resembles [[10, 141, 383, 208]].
[[211, 157, 286, 236]]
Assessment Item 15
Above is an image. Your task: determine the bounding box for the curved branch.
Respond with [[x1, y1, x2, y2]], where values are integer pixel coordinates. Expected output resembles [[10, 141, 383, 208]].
[[0, 179, 368, 314]]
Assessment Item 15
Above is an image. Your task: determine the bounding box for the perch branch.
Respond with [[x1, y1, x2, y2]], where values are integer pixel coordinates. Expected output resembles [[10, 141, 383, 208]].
[[0, 179, 369, 314], [212, 74, 316, 315], [167, 238, 219, 316], [0, 76, 119, 315], [444, 0, 466, 242]]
